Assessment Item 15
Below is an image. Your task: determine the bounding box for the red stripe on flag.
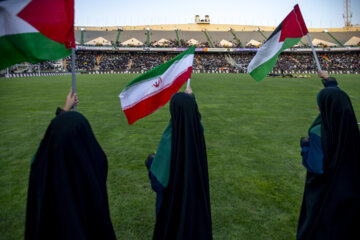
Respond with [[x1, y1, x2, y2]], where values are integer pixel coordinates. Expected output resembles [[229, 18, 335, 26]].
[[124, 67, 192, 125], [17, 0, 75, 48], [279, 4, 308, 42], [293, 5, 308, 36]]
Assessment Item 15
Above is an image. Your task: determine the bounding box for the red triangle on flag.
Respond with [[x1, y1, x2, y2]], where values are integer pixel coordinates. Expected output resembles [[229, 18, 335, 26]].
[[279, 4, 308, 42], [17, 0, 75, 48]]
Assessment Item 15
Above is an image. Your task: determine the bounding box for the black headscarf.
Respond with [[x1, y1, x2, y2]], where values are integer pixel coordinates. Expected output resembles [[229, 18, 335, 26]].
[[297, 88, 360, 240], [153, 93, 212, 240], [25, 112, 116, 240]]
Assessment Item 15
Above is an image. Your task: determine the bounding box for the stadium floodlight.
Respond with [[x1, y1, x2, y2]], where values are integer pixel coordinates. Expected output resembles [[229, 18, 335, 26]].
[[324, 29, 328, 33]]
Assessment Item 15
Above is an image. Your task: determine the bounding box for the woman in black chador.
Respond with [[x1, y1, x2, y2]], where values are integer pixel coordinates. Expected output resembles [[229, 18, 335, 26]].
[[298, 74, 360, 239], [147, 88, 212, 240], [25, 89, 116, 240]]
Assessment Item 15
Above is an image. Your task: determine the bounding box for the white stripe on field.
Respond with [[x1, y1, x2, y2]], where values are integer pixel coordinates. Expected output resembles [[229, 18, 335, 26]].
[[0, 0, 38, 37], [119, 54, 194, 109], [247, 31, 282, 73]]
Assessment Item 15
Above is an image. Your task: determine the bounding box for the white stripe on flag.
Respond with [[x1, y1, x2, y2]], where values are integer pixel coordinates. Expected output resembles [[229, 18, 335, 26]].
[[0, 0, 37, 37], [120, 54, 194, 110], [247, 31, 282, 73]]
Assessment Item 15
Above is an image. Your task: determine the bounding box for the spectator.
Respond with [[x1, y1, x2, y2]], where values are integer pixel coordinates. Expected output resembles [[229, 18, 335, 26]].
[[25, 88, 116, 240], [148, 88, 212, 239], [297, 72, 360, 239]]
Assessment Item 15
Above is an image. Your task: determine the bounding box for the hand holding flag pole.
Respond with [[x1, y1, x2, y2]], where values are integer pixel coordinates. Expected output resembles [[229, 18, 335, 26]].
[[185, 79, 193, 95], [63, 87, 78, 111]]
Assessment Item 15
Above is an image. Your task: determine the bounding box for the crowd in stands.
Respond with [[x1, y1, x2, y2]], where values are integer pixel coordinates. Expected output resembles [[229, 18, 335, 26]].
[[195, 52, 359, 73], [194, 53, 232, 71], [6, 51, 359, 74], [272, 52, 360, 73], [130, 53, 173, 71]]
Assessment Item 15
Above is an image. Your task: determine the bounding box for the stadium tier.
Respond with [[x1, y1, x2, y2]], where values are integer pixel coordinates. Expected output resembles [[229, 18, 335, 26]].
[[1, 25, 359, 77]]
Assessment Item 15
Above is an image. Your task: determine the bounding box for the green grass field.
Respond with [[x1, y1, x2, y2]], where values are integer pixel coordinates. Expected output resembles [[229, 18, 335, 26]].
[[0, 73, 359, 239]]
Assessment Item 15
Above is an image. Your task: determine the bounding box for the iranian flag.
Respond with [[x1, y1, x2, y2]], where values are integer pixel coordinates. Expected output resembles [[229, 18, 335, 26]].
[[119, 46, 195, 125], [248, 4, 308, 81], [0, 0, 75, 70]]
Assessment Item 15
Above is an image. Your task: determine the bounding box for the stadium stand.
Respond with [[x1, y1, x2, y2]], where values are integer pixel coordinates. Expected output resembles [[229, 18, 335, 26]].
[[3, 51, 359, 78], [82, 30, 117, 46], [119, 30, 148, 46], [177, 31, 209, 46], [74, 30, 82, 44], [329, 31, 360, 45], [301, 32, 337, 46], [73, 24, 360, 49], [148, 31, 177, 43], [2, 24, 359, 78], [207, 31, 238, 47], [234, 31, 267, 47]]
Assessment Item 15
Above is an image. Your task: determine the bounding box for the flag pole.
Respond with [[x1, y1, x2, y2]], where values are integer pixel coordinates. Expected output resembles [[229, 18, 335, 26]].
[[186, 78, 191, 88], [71, 48, 77, 111], [306, 33, 321, 71]]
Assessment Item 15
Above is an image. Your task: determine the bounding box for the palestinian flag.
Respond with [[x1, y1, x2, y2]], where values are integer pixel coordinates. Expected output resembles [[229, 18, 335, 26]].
[[119, 46, 195, 125], [0, 0, 75, 70], [248, 4, 308, 81]]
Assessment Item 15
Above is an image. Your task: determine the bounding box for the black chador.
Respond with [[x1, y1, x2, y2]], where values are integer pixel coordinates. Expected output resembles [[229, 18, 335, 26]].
[[297, 87, 360, 239], [152, 93, 213, 240], [25, 112, 116, 240]]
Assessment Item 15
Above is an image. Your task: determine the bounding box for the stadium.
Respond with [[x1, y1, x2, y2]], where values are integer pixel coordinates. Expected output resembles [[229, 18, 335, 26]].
[[1, 5, 360, 240], [2, 14, 360, 77]]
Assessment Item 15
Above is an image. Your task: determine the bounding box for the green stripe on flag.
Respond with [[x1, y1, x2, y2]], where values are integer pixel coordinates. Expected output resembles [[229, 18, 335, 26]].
[[250, 37, 301, 81], [123, 46, 195, 90], [0, 33, 71, 70]]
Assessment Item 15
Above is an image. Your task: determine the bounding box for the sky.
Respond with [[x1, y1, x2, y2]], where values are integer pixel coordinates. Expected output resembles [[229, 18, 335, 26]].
[[75, 0, 360, 28]]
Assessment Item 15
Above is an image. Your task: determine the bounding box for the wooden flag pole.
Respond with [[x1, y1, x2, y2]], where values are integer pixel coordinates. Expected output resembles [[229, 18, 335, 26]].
[[71, 48, 77, 111], [306, 33, 321, 71]]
